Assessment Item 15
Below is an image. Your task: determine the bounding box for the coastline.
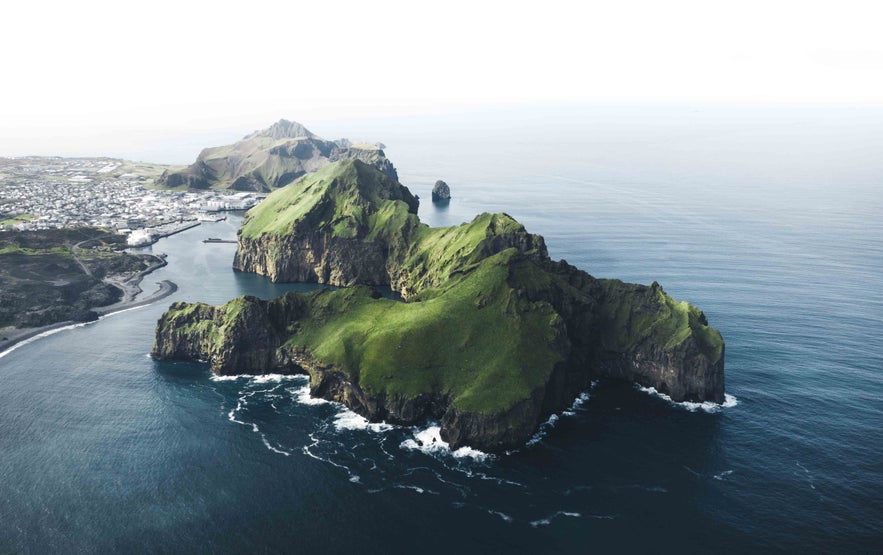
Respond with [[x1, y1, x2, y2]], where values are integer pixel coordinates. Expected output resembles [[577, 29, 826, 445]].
[[104, 254, 169, 303], [0, 279, 178, 356]]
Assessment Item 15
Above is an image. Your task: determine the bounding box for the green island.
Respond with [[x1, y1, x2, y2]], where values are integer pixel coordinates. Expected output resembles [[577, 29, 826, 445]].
[[153, 159, 725, 452]]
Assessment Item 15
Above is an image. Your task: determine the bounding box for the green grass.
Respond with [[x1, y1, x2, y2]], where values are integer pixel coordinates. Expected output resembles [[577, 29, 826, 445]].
[[0, 214, 36, 226], [280, 249, 562, 414], [239, 160, 417, 240], [0, 245, 71, 256], [597, 279, 723, 362], [159, 247, 564, 415], [394, 212, 542, 295]]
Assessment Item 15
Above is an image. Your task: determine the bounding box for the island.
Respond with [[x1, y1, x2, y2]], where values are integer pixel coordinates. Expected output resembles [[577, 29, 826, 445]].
[[152, 158, 725, 452]]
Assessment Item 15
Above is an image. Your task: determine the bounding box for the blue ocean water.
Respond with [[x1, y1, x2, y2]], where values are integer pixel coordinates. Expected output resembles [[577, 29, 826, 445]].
[[1, 107, 881, 552]]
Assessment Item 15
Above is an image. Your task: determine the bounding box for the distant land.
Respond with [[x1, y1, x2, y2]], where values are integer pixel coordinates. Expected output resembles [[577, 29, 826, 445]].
[[155, 119, 398, 192]]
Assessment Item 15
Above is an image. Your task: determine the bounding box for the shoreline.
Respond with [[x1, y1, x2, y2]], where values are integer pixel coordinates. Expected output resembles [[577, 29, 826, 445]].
[[104, 254, 169, 303], [0, 279, 178, 356]]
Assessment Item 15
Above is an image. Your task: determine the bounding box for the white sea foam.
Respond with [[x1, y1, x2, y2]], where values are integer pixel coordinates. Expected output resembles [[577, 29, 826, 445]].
[[393, 484, 439, 495], [637, 386, 738, 413], [288, 379, 332, 406], [333, 410, 394, 433], [523, 385, 598, 447], [261, 436, 291, 456], [210, 373, 299, 383], [400, 425, 491, 462], [301, 432, 360, 481], [526, 413, 559, 447], [257, 373, 301, 383], [451, 445, 492, 461], [211, 374, 255, 382], [226, 396, 292, 456], [571, 385, 596, 410], [529, 511, 582, 527], [97, 304, 149, 319], [488, 510, 514, 523], [227, 401, 258, 432]]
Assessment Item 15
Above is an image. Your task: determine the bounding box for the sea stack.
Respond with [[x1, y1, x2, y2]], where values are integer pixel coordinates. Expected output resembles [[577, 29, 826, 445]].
[[431, 180, 451, 203]]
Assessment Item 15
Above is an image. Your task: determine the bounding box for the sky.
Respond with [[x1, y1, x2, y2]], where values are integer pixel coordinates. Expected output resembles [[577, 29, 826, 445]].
[[2, 0, 882, 159]]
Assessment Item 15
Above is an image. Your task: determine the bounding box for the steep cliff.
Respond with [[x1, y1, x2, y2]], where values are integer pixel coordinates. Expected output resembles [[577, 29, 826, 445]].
[[154, 159, 725, 452], [156, 119, 397, 192]]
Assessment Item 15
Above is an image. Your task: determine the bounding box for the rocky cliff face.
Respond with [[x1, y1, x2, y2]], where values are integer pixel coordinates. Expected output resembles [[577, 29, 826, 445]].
[[154, 159, 725, 452], [156, 119, 398, 191]]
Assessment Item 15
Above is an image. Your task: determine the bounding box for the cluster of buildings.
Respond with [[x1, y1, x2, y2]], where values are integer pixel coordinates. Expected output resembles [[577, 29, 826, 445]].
[[0, 157, 262, 244]]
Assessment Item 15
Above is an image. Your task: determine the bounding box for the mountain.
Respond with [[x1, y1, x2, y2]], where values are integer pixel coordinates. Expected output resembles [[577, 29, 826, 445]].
[[152, 160, 725, 452], [155, 119, 397, 192]]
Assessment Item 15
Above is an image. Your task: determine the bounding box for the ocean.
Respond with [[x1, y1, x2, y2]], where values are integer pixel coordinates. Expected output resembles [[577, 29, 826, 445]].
[[1, 106, 881, 552]]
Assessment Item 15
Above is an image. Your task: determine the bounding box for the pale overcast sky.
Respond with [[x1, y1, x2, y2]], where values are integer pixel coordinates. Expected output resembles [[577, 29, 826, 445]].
[[2, 0, 882, 157]]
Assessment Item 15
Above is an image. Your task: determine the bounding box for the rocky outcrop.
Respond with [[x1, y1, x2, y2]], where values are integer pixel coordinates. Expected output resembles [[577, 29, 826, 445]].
[[154, 159, 726, 452], [431, 180, 451, 202], [156, 119, 398, 192]]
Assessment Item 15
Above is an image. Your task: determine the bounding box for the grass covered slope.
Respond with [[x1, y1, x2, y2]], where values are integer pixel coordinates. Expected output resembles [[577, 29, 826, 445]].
[[239, 159, 419, 240], [287, 250, 565, 416], [154, 159, 725, 451]]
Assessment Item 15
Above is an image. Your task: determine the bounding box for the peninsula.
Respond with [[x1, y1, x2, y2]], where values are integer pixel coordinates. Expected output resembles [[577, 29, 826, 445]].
[[152, 158, 725, 452]]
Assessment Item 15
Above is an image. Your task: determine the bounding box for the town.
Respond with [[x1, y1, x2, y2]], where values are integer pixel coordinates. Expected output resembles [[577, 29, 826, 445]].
[[0, 157, 262, 245]]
